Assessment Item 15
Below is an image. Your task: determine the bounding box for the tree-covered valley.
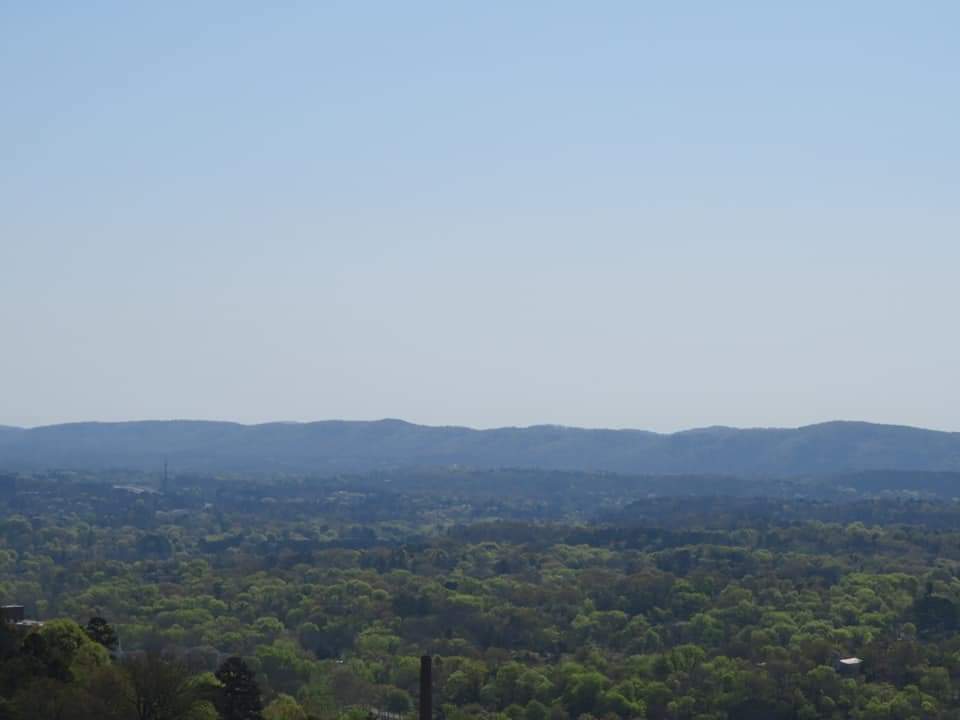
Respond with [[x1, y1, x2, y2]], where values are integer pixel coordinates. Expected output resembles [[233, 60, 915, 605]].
[[2, 468, 960, 720]]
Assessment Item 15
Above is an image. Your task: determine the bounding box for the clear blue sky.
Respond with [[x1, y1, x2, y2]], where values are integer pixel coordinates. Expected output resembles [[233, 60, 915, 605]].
[[2, 2, 958, 431]]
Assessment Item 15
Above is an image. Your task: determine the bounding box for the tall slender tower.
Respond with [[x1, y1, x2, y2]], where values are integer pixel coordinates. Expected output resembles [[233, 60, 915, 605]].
[[163, 459, 169, 494], [419, 656, 433, 720]]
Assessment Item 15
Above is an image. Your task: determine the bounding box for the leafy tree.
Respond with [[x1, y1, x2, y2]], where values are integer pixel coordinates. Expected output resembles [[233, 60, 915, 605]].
[[118, 654, 214, 720], [525, 700, 548, 720], [9, 678, 84, 720], [36, 619, 109, 683], [263, 694, 306, 720]]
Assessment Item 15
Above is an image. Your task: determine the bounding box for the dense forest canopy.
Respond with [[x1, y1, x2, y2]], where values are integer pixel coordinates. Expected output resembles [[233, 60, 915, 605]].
[[1, 467, 960, 719]]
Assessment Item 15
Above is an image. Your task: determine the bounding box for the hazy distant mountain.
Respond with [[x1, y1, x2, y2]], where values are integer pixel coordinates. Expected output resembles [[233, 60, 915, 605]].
[[1, 419, 959, 477]]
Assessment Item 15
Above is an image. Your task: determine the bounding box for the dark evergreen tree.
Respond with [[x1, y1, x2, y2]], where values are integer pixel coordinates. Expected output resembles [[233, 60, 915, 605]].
[[215, 656, 263, 720], [912, 594, 959, 635], [84, 616, 118, 651]]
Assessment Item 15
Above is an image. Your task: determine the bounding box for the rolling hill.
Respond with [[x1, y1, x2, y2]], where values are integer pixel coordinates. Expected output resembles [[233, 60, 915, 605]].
[[1, 419, 959, 476]]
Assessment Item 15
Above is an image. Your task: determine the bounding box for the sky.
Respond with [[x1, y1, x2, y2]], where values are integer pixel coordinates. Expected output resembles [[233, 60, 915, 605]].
[[2, 1, 959, 432]]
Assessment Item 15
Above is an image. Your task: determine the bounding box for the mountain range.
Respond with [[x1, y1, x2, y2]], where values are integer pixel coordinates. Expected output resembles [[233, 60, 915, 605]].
[[1, 419, 960, 476]]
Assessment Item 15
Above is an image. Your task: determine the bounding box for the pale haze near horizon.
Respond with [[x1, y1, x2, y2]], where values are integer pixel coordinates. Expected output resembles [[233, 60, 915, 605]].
[[2, 2, 958, 433]]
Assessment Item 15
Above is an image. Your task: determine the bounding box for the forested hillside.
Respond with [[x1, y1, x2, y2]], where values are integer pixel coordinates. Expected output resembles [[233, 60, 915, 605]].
[[2, 419, 960, 475], [3, 470, 960, 719]]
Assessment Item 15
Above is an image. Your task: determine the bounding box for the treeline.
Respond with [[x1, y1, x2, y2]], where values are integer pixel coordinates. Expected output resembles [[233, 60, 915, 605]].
[[5, 468, 960, 528]]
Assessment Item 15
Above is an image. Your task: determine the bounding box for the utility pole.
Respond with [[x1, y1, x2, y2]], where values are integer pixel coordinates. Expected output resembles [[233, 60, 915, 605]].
[[420, 656, 432, 720]]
